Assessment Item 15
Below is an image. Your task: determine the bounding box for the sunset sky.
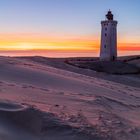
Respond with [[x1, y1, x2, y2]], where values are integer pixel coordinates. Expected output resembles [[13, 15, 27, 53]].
[[0, 0, 140, 57]]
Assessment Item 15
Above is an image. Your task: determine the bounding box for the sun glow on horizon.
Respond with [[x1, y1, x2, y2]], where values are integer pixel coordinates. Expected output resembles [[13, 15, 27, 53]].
[[0, 33, 140, 54]]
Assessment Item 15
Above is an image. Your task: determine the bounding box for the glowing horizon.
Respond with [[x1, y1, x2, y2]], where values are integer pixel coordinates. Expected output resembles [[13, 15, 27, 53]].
[[0, 33, 140, 52], [0, 0, 140, 57]]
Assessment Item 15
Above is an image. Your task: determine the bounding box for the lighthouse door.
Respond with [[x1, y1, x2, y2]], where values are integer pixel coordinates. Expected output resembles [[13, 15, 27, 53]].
[[112, 56, 115, 61]]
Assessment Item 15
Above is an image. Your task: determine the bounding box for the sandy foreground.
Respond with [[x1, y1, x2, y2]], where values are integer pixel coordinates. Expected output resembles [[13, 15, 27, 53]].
[[0, 56, 140, 140]]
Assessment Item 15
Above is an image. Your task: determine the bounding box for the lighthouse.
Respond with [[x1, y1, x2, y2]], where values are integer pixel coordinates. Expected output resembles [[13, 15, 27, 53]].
[[100, 10, 118, 61]]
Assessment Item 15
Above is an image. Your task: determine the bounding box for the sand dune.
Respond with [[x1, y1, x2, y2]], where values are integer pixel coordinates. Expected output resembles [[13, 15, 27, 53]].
[[0, 101, 104, 140], [0, 56, 140, 140]]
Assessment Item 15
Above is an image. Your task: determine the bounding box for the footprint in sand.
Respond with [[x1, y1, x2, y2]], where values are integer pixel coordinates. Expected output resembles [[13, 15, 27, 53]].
[[22, 86, 29, 89], [121, 91, 127, 94], [99, 84, 106, 87], [110, 86, 115, 90], [7, 84, 15, 87], [126, 88, 133, 91], [117, 90, 122, 92], [40, 88, 49, 92], [22, 85, 35, 89], [28, 86, 35, 89], [58, 92, 65, 95]]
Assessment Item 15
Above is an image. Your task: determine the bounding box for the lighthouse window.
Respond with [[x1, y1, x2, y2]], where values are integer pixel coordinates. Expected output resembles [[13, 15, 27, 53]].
[[104, 45, 106, 48], [105, 28, 107, 31], [105, 33, 107, 36]]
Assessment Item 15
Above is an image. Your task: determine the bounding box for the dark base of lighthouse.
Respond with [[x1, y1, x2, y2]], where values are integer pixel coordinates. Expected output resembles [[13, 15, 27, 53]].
[[100, 55, 117, 61]]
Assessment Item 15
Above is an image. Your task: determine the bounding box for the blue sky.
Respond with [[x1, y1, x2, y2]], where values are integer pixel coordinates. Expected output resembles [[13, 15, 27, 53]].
[[0, 0, 139, 37]]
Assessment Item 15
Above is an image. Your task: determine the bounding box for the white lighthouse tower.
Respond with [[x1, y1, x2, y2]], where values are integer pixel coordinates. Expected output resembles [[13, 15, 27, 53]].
[[100, 10, 118, 61]]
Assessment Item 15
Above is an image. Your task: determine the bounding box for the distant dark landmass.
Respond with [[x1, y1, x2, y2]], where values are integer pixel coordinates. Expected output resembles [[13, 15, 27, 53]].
[[65, 56, 140, 75]]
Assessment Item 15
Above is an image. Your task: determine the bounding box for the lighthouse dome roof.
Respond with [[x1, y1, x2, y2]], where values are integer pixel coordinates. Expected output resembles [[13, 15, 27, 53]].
[[106, 10, 113, 20]]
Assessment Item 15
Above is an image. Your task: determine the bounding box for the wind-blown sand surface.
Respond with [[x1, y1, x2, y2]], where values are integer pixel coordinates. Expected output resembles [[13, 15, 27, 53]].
[[0, 56, 140, 140]]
